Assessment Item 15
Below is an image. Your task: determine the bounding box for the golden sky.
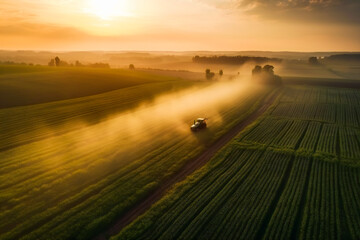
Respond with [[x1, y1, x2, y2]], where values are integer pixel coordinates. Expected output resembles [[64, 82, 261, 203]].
[[0, 0, 359, 51]]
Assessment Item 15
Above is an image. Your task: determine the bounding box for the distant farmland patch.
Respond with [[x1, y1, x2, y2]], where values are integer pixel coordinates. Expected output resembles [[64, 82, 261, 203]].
[[0, 65, 184, 108]]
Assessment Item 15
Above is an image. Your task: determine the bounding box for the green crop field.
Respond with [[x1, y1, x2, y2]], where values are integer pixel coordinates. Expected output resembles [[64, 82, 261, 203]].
[[0, 66, 273, 240], [1, 0, 359, 238], [115, 86, 360, 240], [1, 65, 360, 240]]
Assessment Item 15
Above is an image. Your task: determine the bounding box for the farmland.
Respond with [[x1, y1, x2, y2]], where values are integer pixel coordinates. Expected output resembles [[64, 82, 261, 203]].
[[0, 65, 274, 240], [115, 86, 360, 240], [1, 0, 360, 237], [1, 63, 360, 240]]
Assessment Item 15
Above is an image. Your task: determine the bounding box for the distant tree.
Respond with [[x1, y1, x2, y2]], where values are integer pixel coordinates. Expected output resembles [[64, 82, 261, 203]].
[[252, 65, 262, 75], [262, 65, 274, 75], [219, 69, 223, 76], [309, 57, 319, 65], [48, 59, 55, 66], [252, 65, 282, 86], [75, 60, 83, 67], [205, 69, 215, 80], [192, 55, 200, 62], [54, 56, 60, 67], [129, 64, 135, 70]]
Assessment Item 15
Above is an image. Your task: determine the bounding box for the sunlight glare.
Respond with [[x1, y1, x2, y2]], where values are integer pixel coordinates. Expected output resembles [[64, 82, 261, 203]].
[[85, 0, 131, 20]]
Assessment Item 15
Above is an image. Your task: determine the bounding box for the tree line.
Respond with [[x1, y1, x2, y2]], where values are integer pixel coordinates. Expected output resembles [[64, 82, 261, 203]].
[[193, 55, 282, 65], [48, 56, 110, 68]]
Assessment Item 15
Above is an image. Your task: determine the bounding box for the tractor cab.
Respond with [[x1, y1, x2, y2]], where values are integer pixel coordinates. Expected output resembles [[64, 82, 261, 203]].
[[191, 118, 207, 131]]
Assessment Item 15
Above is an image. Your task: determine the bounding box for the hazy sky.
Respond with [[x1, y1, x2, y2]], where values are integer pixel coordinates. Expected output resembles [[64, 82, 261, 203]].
[[0, 0, 359, 51]]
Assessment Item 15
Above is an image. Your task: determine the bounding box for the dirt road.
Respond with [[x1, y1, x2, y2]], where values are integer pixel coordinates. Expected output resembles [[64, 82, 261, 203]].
[[94, 89, 280, 240]]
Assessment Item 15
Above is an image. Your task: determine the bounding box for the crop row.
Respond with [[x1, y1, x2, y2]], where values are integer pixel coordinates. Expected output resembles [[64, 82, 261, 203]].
[[298, 121, 322, 153], [339, 127, 360, 160], [195, 151, 290, 240], [325, 88, 360, 105], [315, 124, 338, 158], [241, 118, 289, 146], [272, 102, 360, 127], [280, 87, 360, 106], [300, 160, 341, 240], [152, 150, 261, 240], [273, 120, 308, 149], [299, 161, 360, 240], [241, 118, 309, 150], [339, 166, 360, 239], [244, 90, 360, 163], [336, 105, 360, 127], [119, 149, 260, 239], [115, 150, 291, 240], [264, 155, 312, 239]]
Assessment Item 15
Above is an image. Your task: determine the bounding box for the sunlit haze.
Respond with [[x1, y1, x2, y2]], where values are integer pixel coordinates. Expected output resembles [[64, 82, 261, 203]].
[[0, 0, 359, 51]]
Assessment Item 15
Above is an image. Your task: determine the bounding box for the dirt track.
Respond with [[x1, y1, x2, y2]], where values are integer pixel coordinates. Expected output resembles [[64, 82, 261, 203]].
[[94, 90, 280, 240]]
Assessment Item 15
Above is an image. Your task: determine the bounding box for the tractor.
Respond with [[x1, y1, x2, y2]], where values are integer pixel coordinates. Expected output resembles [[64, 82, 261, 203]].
[[190, 118, 207, 131]]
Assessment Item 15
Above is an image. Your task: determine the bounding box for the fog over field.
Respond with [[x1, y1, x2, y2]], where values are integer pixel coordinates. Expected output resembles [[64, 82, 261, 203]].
[[1, 50, 360, 79]]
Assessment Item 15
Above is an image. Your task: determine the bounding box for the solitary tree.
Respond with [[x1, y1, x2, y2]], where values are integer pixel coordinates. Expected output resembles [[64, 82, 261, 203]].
[[54, 56, 60, 67], [219, 69, 223, 76], [252, 65, 262, 75], [262, 65, 274, 75], [205, 69, 215, 80], [129, 64, 135, 70]]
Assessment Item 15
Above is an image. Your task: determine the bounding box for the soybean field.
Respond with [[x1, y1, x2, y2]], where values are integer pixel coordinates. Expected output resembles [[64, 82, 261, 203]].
[[115, 86, 360, 240]]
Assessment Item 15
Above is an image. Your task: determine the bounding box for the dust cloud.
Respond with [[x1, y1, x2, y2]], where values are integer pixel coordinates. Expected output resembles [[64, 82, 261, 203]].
[[2, 75, 265, 183], [81, 76, 254, 142], [33, 75, 261, 172]]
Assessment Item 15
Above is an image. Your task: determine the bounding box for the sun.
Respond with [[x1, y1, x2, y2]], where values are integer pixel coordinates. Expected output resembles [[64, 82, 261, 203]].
[[85, 0, 130, 20]]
